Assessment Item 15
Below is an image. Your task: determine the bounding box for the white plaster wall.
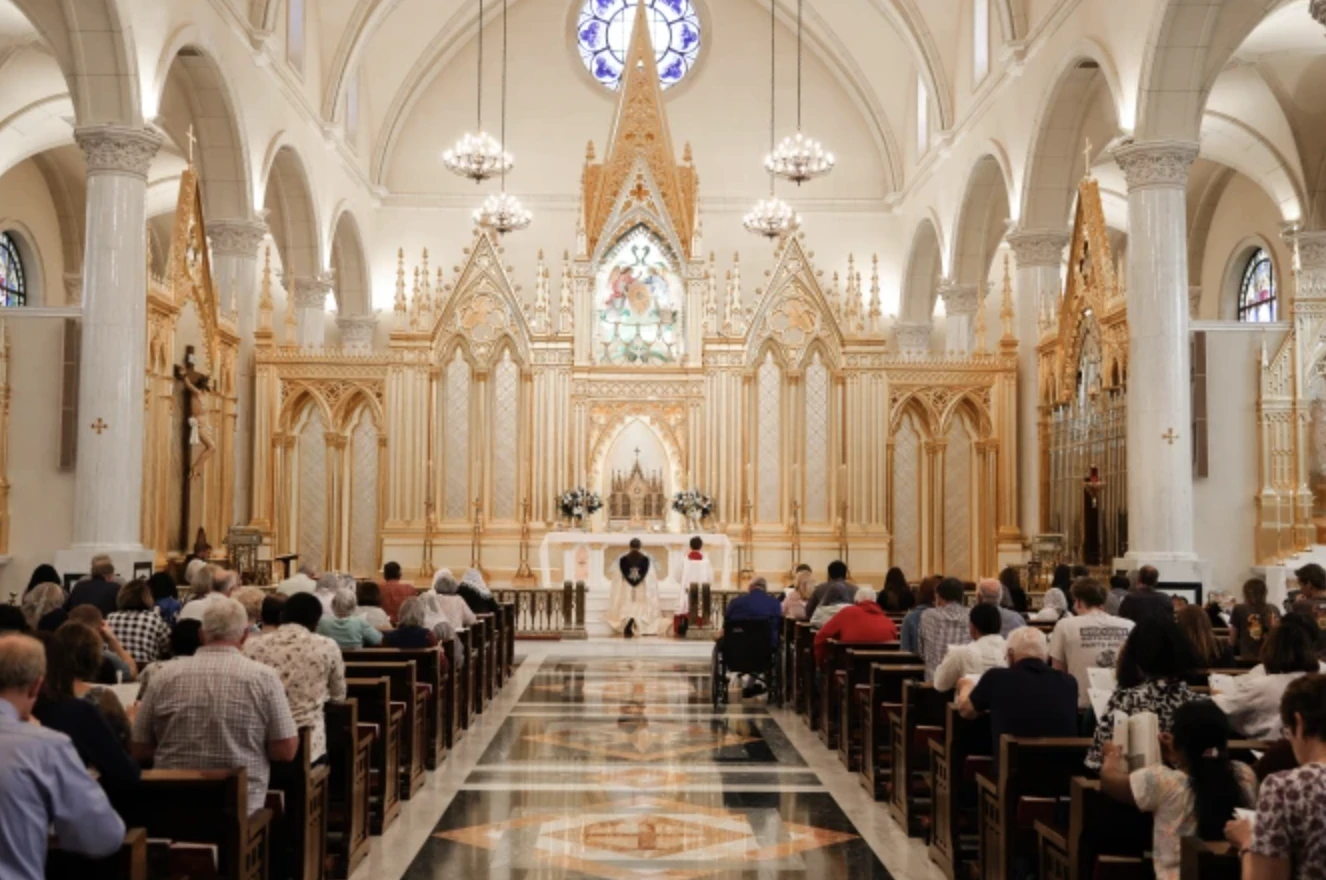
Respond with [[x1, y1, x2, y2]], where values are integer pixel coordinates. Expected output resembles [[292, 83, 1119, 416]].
[[1196, 172, 1293, 321], [1192, 324, 1265, 591], [0, 159, 65, 306]]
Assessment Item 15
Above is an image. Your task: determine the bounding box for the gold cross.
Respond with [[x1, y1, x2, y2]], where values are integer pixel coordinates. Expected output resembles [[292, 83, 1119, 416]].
[[90, 418, 109, 435], [1083, 137, 1093, 180], [185, 124, 198, 166], [1162, 428, 1179, 446]]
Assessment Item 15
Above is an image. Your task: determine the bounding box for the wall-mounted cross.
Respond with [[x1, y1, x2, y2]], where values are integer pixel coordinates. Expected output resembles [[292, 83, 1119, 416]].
[[1162, 428, 1179, 446], [90, 418, 109, 435], [185, 124, 197, 166]]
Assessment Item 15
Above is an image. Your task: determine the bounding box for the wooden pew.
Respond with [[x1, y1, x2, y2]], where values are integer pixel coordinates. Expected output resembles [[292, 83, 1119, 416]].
[[1033, 777, 1152, 880], [836, 645, 907, 771], [481, 613, 497, 703], [324, 700, 371, 879], [500, 602, 515, 684], [105, 768, 274, 880], [1180, 839, 1239, 880], [780, 618, 799, 708], [469, 621, 488, 716], [928, 705, 993, 880], [441, 637, 463, 748], [345, 661, 427, 801], [344, 648, 448, 771], [455, 629, 476, 731], [887, 681, 950, 834], [268, 727, 331, 880], [859, 663, 928, 801], [345, 677, 403, 834], [793, 623, 815, 723], [819, 640, 899, 751], [976, 737, 1092, 880], [46, 829, 147, 880]]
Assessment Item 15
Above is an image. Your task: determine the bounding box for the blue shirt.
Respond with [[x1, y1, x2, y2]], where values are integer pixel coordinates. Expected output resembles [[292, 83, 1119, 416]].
[[724, 589, 783, 645], [900, 603, 931, 654], [317, 615, 384, 649], [0, 700, 126, 879]]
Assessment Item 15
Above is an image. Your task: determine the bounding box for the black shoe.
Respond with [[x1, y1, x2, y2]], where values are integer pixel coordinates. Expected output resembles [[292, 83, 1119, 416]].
[[741, 682, 767, 699], [624, 619, 635, 638], [678, 618, 690, 637]]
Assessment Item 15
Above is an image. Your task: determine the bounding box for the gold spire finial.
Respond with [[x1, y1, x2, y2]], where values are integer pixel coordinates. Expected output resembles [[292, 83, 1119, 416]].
[[999, 253, 1018, 353]]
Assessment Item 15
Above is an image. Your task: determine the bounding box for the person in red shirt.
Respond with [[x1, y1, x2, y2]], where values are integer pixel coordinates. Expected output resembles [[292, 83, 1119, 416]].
[[377, 562, 417, 624], [814, 587, 899, 665]]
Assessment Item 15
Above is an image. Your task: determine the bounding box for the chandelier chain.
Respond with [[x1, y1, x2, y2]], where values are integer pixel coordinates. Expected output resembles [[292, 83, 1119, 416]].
[[477, 0, 484, 132], [797, 0, 802, 132], [501, 0, 507, 190], [769, 0, 775, 195]]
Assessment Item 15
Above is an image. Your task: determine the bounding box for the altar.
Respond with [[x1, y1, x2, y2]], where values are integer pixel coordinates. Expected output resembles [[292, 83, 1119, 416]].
[[538, 531, 734, 594]]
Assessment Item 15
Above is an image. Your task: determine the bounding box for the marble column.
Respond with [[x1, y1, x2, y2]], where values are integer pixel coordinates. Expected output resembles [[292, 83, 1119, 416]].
[[208, 219, 267, 526], [337, 313, 378, 352], [59, 125, 162, 573], [292, 274, 333, 348], [1115, 140, 1201, 577], [1005, 229, 1068, 538], [939, 281, 979, 355], [893, 321, 931, 357]]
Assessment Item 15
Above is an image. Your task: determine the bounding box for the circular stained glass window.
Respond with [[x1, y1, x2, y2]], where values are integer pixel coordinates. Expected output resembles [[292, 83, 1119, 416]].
[[576, 0, 701, 91]]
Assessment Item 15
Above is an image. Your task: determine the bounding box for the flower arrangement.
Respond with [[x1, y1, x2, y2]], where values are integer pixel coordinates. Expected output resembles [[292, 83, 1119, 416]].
[[558, 487, 603, 522], [671, 489, 714, 521]]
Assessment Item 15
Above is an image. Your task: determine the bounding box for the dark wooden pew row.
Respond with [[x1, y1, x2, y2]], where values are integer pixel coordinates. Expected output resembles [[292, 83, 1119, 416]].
[[819, 640, 899, 751], [455, 628, 476, 731], [1181, 839, 1239, 880], [46, 829, 147, 880], [837, 646, 910, 771], [928, 705, 993, 880], [268, 727, 331, 880], [345, 677, 403, 835], [468, 622, 487, 718], [887, 681, 950, 834], [105, 768, 274, 880], [859, 662, 928, 802], [344, 647, 449, 771], [440, 636, 464, 748], [345, 661, 427, 801], [780, 618, 798, 708], [324, 700, 372, 879], [794, 623, 815, 722], [977, 737, 1092, 880]]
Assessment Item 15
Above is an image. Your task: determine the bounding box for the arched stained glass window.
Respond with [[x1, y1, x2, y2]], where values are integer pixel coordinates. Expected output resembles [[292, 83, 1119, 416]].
[[576, 0, 701, 91], [0, 232, 26, 307], [1237, 248, 1276, 323]]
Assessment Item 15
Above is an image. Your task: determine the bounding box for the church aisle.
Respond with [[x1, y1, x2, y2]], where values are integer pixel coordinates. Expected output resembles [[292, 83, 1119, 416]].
[[351, 640, 945, 880]]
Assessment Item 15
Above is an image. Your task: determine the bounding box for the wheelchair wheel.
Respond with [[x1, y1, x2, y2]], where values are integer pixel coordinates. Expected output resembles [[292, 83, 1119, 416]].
[[711, 650, 727, 708]]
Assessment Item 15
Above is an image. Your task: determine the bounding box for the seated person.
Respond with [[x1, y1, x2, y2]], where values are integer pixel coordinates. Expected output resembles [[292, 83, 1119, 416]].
[[135, 619, 202, 698], [1215, 619, 1319, 740], [782, 567, 814, 621], [803, 560, 858, 620], [976, 578, 1026, 636], [382, 597, 440, 648], [65, 604, 137, 684], [674, 536, 715, 637], [355, 581, 392, 628], [919, 578, 973, 681], [106, 578, 172, 667], [1224, 674, 1326, 879], [133, 598, 298, 816], [814, 588, 899, 666], [257, 594, 286, 636], [809, 598, 853, 629], [933, 603, 1007, 692], [1178, 605, 1237, 668], [1229, 577, 1280, 662], [1049, 577, 1134, 711], [231, 586, 267, 634], [958, 627, 1078, 770], [378, 561, 416, 623], [317, 588, 385, 649], [0, 633, 127, 877], [65, 556, 120, 617], [1101, 699, 1257, 880], [714, 576, 782, 698]]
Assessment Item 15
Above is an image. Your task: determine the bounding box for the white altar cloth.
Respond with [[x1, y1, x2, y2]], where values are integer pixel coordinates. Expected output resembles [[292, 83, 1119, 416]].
[[538, 531, 733, 594]]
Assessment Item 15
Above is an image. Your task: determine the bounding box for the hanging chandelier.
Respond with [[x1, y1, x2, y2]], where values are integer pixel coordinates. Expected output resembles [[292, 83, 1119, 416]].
[[474, 0, 531, 234], [442, 0, 513, 182], [745, 0, 800, 238], [765, 0, 834, 185]]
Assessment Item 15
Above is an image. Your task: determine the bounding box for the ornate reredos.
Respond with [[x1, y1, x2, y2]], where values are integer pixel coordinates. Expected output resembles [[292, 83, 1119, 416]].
[[434, 229, 532, 368], [166, 166, 223, 374], [581, 0, 698, 261], [746, 235, 844, 369], [1051, 177, 1127, 406]]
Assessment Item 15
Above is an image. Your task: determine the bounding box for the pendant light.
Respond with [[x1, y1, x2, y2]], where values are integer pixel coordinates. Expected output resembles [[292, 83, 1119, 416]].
[[443, 0, 513, 182], [745, 0, 800, 238], [765, 0, 835, 185], [474, 0, 531, 233]]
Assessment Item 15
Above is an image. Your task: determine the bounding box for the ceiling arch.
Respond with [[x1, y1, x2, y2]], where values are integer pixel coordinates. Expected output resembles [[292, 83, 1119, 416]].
[[329, 206, 370, 315], [901, 216, 943, 322], [261, 143, 321, 280], [952, 153, 1013, 286]]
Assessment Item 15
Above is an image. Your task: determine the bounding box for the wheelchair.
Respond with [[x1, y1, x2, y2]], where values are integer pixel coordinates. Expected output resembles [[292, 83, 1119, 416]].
[[711, 617, 780, 708]]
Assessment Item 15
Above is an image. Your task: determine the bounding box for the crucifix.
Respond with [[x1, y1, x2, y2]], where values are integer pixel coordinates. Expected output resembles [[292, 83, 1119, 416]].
[[1083, 137, 1093, 180], [173, 345, 214, 551], [185, 124, 198, 166]]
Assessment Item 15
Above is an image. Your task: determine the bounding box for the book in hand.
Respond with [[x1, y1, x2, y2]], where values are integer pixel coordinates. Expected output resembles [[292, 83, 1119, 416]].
[[1111, 710, 1161, 771]]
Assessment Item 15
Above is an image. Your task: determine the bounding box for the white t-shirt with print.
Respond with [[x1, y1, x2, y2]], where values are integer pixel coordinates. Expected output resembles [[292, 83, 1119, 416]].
[[1048, 609, 1134, 708]]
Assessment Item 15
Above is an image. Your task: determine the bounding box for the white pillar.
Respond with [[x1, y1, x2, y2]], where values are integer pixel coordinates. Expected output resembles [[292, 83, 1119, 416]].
[[1115, 140, 1201, 578], [292, 275, 332, 348], [1006, 229, 1068, 538], [337, 313, 378, 352], [894, 321, 931, 357], [208, 219, 267, 526], [939, 281, 979, 355], [59, 125, 162, 572]]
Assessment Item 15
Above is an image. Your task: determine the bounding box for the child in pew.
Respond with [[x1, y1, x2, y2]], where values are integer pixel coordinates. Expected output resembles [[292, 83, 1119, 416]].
[[1100, 699, 1257, 880]]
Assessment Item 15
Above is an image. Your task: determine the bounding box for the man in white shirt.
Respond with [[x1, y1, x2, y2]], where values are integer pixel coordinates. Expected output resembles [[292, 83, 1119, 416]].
[[179, 569, 239, 623], [1048, 577, 1134, 709], [277, 564, 319, 597], [933, 603, 1008, 692]]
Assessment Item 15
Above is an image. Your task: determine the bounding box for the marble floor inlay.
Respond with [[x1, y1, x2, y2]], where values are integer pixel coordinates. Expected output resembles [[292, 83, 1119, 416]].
[[354, 641, 944, 880]]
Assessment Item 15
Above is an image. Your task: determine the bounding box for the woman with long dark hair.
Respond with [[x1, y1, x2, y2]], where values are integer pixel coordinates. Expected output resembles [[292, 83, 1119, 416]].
[[1101, 700, 1256, 880], [900, 576, 940, 654], [24, 563, 60, 595], [1229, 578, 1280, 662], [999, 567, 1027, 613], [881, 567, 914, 613]]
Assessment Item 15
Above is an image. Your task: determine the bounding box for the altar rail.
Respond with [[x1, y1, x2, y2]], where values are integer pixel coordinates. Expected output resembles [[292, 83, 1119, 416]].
[[494, 582, 588, 639]]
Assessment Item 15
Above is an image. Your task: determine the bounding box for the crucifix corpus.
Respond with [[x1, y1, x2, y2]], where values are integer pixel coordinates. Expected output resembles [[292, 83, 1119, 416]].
[[173, 346, 214, 549]]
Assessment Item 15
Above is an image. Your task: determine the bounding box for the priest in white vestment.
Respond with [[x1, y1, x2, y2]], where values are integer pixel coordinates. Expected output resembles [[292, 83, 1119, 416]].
[[673, 536, 715, 636], [606, 538, 664, 637]]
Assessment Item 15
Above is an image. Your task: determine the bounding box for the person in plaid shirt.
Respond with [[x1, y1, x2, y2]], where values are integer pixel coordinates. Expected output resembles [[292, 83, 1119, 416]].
[[919, 578, 973, 681], [106, 579, 171, 666]]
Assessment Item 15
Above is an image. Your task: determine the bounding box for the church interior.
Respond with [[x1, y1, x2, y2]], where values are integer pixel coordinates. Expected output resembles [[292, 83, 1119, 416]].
[[2, 0, 1326, 878]]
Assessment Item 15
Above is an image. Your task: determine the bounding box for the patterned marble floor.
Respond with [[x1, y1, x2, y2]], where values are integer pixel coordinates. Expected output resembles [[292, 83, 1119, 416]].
[[349, 640, 945, 880]]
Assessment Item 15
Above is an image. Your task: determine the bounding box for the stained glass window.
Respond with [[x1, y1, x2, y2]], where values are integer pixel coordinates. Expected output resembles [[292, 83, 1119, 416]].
[[576, 0, 701, 91], [0, 233, 25, 307], [1237, 248, 1276, 323]]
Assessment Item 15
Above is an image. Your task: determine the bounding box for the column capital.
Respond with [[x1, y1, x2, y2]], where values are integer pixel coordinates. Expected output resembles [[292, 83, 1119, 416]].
[[1005, 229, 1070, 267], [292, 273, 334, 309], [1288, 229, 1326, 271], [1114, 139, 1199, 192], [208, 219, 268, 259], [337, 314, 378, 351], [74, 125, 162, 181], [63, 272, 83, 306], [893, 320, 931, 355], [1312, 0, 1326, 27], [939, 281, 980, 316]]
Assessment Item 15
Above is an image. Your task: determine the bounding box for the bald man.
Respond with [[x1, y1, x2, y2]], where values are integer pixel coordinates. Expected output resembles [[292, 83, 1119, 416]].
[[0, 634, 126, 878]]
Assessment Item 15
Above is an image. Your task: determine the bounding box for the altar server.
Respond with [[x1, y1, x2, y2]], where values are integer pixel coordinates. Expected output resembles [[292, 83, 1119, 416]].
[[674, 536, 715, 636]]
